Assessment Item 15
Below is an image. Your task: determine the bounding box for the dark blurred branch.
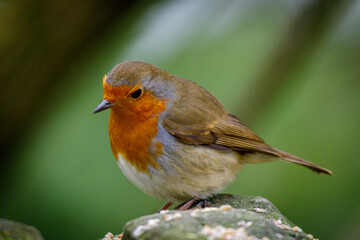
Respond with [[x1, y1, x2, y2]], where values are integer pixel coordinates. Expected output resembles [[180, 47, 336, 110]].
[[0, 0, 158, 162], [238, 0, 353, 124]]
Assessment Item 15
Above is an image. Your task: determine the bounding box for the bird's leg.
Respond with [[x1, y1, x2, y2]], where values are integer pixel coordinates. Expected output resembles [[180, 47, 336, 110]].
[[178, 198, 198, 211], [157, 201, 173, 213]]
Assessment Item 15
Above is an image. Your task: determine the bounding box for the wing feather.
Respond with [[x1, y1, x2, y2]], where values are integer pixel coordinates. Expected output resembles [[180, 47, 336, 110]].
[[162, 112, 332, 175], [211, 114, 279, 156]]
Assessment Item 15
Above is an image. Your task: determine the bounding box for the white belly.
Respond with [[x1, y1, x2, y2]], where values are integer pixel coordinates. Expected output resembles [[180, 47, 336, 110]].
[[116, 144, 243, 202]]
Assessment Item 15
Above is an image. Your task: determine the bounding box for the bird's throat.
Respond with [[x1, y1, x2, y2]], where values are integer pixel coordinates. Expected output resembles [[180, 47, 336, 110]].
[[108, 99, 167, 173]]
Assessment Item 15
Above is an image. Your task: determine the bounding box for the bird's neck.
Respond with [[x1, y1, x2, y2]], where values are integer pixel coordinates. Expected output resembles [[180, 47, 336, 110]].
[[108, 101, 166, 173]]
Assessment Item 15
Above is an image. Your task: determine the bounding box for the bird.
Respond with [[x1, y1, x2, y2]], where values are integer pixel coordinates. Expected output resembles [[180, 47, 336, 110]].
[[93, 60, 332, 211]]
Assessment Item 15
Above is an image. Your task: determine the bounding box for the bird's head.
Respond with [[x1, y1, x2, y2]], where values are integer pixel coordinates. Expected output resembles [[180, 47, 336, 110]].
[[93, 61, 173, 121]]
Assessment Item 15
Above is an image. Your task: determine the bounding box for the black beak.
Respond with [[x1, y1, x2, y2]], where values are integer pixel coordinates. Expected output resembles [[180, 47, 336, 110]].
[[93, 99, 112, 114]]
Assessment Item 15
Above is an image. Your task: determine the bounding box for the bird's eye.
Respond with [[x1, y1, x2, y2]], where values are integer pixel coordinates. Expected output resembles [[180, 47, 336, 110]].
[[130, 88, 142, 99]]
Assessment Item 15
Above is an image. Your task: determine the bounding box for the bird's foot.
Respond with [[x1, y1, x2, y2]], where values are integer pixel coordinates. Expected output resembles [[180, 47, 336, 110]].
[[193, 199, 212, 209], [177, 198, 212, 211]]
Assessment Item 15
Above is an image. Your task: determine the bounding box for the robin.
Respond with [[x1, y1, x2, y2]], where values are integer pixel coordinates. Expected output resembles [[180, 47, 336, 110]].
[[93, 60, 332, 211]]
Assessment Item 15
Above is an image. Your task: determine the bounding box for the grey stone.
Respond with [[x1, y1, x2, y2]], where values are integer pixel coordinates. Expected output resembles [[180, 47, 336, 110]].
[[0, 218, 43, 240], [103, 194, 314, 240]]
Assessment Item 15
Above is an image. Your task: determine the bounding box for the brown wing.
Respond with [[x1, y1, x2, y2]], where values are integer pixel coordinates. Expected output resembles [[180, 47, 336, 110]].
[[211, 114, 278, 156], [162, 113, 278, 156], [162, 113, 332, 175]]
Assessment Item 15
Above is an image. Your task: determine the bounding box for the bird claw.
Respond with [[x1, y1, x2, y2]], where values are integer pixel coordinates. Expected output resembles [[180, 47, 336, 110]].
[[196, 199, 212, 208], [177, 198, 212, 210]]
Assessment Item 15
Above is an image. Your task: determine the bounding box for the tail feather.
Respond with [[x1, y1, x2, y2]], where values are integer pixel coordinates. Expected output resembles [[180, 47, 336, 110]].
[[273, 148, 333, 176]]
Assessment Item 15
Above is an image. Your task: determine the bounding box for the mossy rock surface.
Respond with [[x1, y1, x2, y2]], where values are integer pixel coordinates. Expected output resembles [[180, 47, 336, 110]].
[[205, 194, 294, 227], [0, 219, 43, 240], [102, 194, 314, 240]]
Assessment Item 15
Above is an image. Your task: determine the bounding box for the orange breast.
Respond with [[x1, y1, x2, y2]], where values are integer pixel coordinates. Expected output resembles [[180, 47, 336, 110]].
[[108, 90, 167, 173]]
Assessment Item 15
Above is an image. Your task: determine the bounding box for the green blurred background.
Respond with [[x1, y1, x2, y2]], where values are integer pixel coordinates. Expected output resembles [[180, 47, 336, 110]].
[[1, 0, 359, 239]]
